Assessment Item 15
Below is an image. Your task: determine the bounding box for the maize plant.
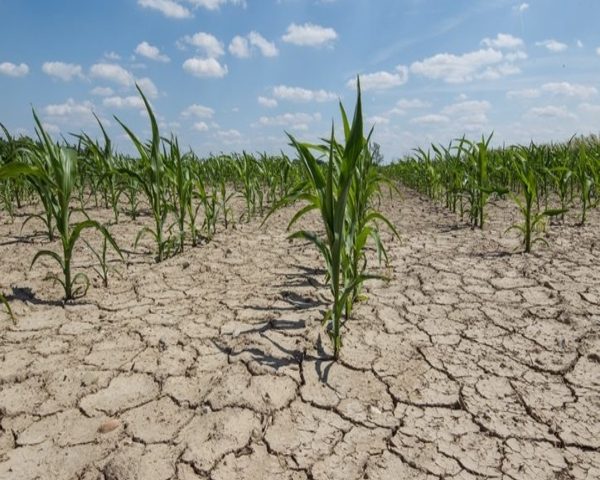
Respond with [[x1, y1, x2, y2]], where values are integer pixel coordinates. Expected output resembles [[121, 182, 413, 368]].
[[116, 85, 173, 262], [506, 148, 567, 253], [9, 112, 123, 299], [282, 79, 397, 359]]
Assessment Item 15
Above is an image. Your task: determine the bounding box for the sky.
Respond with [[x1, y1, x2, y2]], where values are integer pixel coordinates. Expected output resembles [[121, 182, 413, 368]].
[[1, 0, 599, 161]]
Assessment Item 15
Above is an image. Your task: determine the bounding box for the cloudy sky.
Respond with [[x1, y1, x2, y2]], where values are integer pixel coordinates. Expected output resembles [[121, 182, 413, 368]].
[[1, 0, 599, 160]]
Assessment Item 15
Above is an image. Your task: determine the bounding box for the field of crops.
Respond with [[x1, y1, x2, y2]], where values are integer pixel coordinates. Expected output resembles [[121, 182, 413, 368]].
[[1, 86, 599, 479]]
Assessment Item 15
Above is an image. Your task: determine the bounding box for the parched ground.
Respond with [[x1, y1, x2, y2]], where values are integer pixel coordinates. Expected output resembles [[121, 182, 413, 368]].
[[0, 187, 599, 480]]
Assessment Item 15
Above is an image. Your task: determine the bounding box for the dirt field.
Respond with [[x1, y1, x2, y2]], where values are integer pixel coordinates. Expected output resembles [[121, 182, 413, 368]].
[[0, 187, 599, 480]]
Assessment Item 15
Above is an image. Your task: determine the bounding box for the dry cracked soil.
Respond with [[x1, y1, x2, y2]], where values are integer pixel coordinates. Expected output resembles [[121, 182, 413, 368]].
[[0, 187, 599, 480]]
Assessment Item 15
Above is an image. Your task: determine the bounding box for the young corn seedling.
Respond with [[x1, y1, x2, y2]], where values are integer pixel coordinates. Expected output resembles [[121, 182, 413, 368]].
[[84, 235, 122, 288], [283, 79, 393, 359], [506, 148, 566, 253], [116, 85, 173, 262], [19, 112, 123, 299]]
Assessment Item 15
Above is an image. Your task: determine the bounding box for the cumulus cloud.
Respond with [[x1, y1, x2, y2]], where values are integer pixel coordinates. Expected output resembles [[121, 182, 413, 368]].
[[229, 36, 250, 58], [348, 66, 409, 91], [273, 85, 336, 102], [43, 98, 96, 124], [91, 87, 115, 96], [183, 57, 228, 78], [42, 62, 84, 81], [481, 33, 524, 49], [507, 82, 597, 100], [506, 88, 541, 99], [526, 105, 575, 119], [258, 112, 321, 129], [258, 96, 278, 108], [229, 31, 278, 58], [90, 63, 134, 86], [135, 41, 170, 62], [193, 121, 209, 131], [179, 32, 225, 57], [541, 82, 597, 99], [103, 96, 146, 109], [0, 62, 29, 77], [535, 39, 568, 52], [137, 0, 192, 18], [282, 23, 337, 47], [247, 31, 278, 57], [187, 0, 246, 10], [410, 47, 523, 83], [410, 114, 449, 125], [181, 104, 215, 118]]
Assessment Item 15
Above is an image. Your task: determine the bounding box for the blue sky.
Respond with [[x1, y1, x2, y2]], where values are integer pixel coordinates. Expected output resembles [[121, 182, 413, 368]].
[[1, 0, 599, 160]]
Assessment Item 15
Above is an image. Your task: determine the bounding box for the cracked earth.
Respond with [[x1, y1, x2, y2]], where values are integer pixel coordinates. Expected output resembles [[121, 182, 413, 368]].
[[0, 187, 599, 479]]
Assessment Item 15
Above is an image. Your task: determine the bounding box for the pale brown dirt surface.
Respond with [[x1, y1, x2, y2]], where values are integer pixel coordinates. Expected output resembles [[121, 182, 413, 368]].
[[0, 187, 599, 480]]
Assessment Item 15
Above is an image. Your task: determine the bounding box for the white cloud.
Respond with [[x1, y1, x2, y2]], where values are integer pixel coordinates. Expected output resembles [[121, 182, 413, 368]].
[[577, 40, 583, 48], [91, 86, 115, 96], [282, 23, 338, 47], [42, 62, 83, 81], [410, 48, 522, 83], [248, 31, 278, 57], [273, 85, 336, 102], [258, 96, 278, 108], [43, 98, 95, 123], [229, 31, 278, 58], [596, 47, 600, 56], [183, 57, 228, 78], [440, 99, 491, 129], [0, 62, 29, 77], [135, 41, 170, 62], [527, 105, 575, 119], [258, 112, 321, 128], [506, 88, 541, 99], [181, 104, 215, 118], [349, 66, 409, 91], [137, 0, 192, 18], [193, 121, 209, 131], [179, 32, 224, 57], [229, 36, 250, 58], [410, 114, 449, 125], [481, 33, 524, 49], [216, 129, 242, 141], [366, 116, 390, 125], [186, 0, 246, 10], [507, 82, 597, 100], [535, 39, 568, 52], [103, 96, 146, 109], [541, 82, 597, 99], [396, 98, 430, 109], [90, 63, 134, 86]]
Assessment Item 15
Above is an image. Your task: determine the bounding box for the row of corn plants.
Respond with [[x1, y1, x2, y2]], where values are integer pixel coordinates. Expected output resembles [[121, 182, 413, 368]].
[[387, 135, 599, 252]]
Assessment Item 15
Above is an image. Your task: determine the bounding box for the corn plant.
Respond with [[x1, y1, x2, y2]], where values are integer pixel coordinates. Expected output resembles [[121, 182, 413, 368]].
[[281, 79, 397, 359], [164, 136, 193, 252], [7, 112, 123, 299], [506, 148, 566, 253], [84, 235, 121, 288], [116, 85, 173, 262]]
